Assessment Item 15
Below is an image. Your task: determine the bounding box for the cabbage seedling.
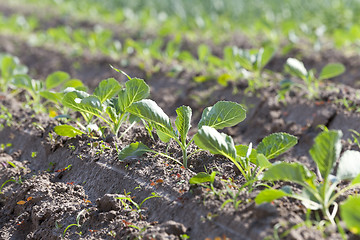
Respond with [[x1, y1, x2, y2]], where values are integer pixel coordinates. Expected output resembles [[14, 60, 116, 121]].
[[283, 58, 345, 99], [12, 71, 71, 113], [55, 76, 149, 139], [119, 100, 246, 168], [255, 130, 360, 225], [194, 128, 297, 182], [0, 54, 28, 93]]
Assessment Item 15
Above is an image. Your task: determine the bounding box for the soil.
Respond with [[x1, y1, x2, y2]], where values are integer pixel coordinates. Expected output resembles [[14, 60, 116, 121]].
[[1, 2, 360, 240]]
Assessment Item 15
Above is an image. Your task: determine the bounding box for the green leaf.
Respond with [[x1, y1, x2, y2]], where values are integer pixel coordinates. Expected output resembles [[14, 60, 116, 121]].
[[62, 92, 102, 116], [262, 162, 316, 187], [118, 142, 151, 161], [259, 46, 276, 69], [337, 150, 360, 180], [319, 63, 345, 80], [257, 133, 298, 159], [127, 99, 176, 141], [285, 58, 308, 78], [54, 125, 85, 137], [255, 188, 290, 205], [194, 126, 236, 162], [235, 144, 258, 164], [118, 78, 150, 111], [40, 90, 63, 104], [1, 56, 16, 79], [93, 78, 121, 103], [256, 154, 272, 169], [189, 172, 216, 185], [351, 173, 360, 185], [45, 71, 70, 90], [309, 130, 342, 180], [175, 106, 192, 144], [198, 101, 246, 130], [341, 196, 360, 235], [197, 44, 210, 62], [236, 51, 253, 71], [12, 74, 33, 91], [63, 79, 87, 91]]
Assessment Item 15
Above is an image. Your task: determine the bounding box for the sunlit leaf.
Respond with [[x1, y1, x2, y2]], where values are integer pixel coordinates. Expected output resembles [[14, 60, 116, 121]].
[[198, 101, 246, 130], [175, 106, 192, 144], [46, 71, 70, 90], [118, 142, 151, 161], [309, 130, 342, 180], [54, 125, 85, 137], [319, 63, 345, 80], [341, 196, 360, 235], [257, 133, 297, 159], [337, 150, 360, 180], [93, 78, 121, 103], [194, 126, 236, 162]]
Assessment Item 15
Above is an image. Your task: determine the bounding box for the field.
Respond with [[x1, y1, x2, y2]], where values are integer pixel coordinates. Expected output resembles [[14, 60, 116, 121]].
[[1, 1, 360, 239]]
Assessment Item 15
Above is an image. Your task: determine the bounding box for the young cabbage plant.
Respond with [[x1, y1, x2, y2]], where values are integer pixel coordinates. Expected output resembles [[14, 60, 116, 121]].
[[255, 130, 360, 225], [0, 54, 28, 93], [55, 76, 149, 140], [282, 58, 345, 99], [12, 71, 73, 113], [194, 128, 297, 183], [219, 45, 276, 91], [118, 100, 246, 168]]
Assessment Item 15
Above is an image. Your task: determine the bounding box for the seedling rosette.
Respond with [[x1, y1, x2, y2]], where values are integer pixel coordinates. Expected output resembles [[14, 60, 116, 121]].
[[119, 100, 246, 168], [282, 58, 345, 99], [54, 76, 150, 140], [255, 130, 360, 226]]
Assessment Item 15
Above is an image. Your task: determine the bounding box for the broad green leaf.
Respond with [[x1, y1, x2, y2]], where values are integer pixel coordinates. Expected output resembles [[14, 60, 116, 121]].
[[175, 106, 192, 144], [156, 129, 172, 143], [309, 130, 342, 179], [285, 58, 308, 78], [257, 133, 298, 159], [259, 46, 276, 69], [127, 99, 176, 140], [337, 150, 360, 180], [255, 188, 290, 205], [45, 71, 70, 90], [62, 92, 101, 116], [235, 144, 258, 164], [1, 56, 16, 79], [235, 49, 253, 70], [93, 78, 121, 103], [118, 78, 150, 111], [118, 142, 151, 161], [54, 125, 85, 137], [262, 162, 316, 187], [194, 126, 236, 162], [198, 101, 246, 130], [237, 54, 253, 71], [63, 79, 87, 91], [351, 174, 360, 185], [341, 196, 360, 235], [189, 172, 216, 185], [13, 74, 33, 92], [198, 44, 210, 62], [319, 63, 345, 80], [81, 96, 102, 111], [256, 154, 272, 169], [40, 91, 63, 104]]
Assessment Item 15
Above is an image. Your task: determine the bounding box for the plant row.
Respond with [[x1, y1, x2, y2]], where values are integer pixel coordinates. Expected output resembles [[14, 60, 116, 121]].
[[0, 13, 348, 104], [8, 0, 360, 52], [0, 54, 359, 237]]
